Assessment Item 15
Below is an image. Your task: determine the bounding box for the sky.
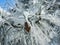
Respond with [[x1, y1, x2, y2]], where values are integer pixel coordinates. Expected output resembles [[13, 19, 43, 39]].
[[0, 0, 15, 10]]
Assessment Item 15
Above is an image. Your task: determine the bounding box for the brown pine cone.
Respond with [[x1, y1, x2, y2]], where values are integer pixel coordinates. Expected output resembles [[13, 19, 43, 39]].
[[24, 22, 31, 32]]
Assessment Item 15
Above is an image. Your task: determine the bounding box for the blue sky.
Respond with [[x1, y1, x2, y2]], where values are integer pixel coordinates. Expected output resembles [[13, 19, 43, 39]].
[[0, 0, 15, 10]]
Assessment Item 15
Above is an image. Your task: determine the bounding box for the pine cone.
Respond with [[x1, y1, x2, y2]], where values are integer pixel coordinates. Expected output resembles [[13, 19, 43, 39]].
[[24, 22, 31, 32]]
